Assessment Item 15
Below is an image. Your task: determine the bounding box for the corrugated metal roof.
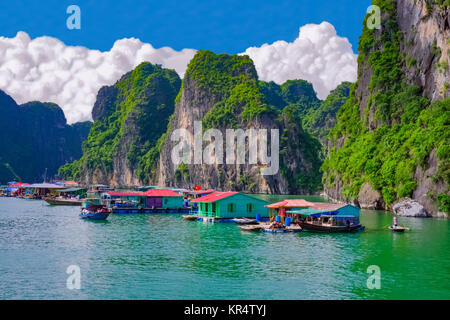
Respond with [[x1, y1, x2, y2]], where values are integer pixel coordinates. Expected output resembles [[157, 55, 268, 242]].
[[27, 183, 66, 189], [266, 199, 316, 208], [106, 191, 146, 196], [183, 189, 215, 195], [310, 203, 348, 210], [193, 191, 239, 203], [144, 189, 183, 197]]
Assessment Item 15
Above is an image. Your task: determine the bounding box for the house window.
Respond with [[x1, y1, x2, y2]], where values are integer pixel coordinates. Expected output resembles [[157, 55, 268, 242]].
[[227, 203, 235, 213], [164, 198, 168, 204], [246, 203, 253, 212]]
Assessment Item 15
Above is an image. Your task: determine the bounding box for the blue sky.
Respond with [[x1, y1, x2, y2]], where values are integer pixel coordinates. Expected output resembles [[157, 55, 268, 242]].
[[0, 0, 371, 53]]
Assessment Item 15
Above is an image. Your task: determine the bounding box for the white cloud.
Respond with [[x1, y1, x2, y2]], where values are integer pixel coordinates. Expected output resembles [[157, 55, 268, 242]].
[[0, 32, 196, 123], [0, 22, 357, 123], [242, 21, 357, 99]]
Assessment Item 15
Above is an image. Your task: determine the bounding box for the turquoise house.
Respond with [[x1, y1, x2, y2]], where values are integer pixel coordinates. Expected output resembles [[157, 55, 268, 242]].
[[194, 192, 268, 218]]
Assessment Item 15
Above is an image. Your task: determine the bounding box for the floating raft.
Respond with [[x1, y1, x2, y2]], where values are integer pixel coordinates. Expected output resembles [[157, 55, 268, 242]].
[[112, 207, 191, 214], [240, 222, 302, 233], [262, 225, 303, 233]]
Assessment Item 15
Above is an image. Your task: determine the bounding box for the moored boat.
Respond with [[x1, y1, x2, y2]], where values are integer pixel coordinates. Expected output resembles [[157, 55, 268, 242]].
[[182, 214, 198, 221], [232, 218, 258, 225], [299, 220, 362, 233], [44, 197, 82, 206], [79, 198, 111, 220], [239, 224, 264, 232]]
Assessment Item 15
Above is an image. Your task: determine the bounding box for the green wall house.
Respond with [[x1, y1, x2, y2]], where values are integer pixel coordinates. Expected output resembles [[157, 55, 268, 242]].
[[194, 192, 268, 218]]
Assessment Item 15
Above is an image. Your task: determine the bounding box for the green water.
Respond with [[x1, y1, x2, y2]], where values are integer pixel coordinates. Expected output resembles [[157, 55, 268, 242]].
[[0, 196, 449, 300]]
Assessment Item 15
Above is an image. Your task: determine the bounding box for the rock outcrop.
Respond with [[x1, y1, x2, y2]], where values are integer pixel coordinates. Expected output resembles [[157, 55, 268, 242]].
[[322, 0, 449, 217], [392, 198, 431, 217], [157, 51, 323, 194], [358, 182, 385, 210], [59, 62, 181, 187]]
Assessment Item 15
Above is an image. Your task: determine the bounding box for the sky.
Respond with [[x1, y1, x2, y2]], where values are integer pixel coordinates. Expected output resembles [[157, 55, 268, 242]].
[[0, 0, 372, 123]]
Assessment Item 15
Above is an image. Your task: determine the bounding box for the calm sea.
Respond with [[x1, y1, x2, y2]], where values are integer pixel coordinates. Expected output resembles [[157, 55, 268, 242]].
[[0, 196, 449, 300]]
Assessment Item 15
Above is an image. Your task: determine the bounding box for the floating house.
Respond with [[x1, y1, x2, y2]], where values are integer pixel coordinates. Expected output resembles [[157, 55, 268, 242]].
[[182, 189, 215, 199], [266, 199, 316, 218], [144, 189, 184, 208], [56, 187, 87, 198], [24, 183, 66, 197], [102, 189, 185, 213], [194, 192, 268, 219]]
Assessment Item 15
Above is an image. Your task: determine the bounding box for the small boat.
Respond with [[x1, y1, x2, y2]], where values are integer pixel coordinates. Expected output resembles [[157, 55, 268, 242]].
[[44, 197, 82, 206], [389, 225, 409, 232], [232, 218, 258, 225], [239, 224, 264, 232], [182, 214, 198, 221], [79, 209, 110, 220], [300, 221, 362, 233], [79, 198, 110, 220], [298, 214, 363, 233]]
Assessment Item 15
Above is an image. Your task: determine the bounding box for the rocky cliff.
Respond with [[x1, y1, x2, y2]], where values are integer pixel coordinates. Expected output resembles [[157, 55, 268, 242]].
[[322, 0, 449, 216], [157, 51, 323, 194], [0, 90, 90, 183], [58, 62, 181, 187]]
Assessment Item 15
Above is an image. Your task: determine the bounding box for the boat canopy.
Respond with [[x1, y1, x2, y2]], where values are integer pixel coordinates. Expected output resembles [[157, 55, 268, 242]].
[[286, 208, 329, 216]]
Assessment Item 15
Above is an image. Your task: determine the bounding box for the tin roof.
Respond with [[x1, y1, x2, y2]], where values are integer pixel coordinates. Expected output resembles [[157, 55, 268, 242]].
[[183, 189, 215, 195], [106, 191, 146, 197], [310, 203, 348, 211], [265, 199, 316, 208], [144, 189, 183, 197], [193, 191, 239, 203], [27, 183, 66, 189]]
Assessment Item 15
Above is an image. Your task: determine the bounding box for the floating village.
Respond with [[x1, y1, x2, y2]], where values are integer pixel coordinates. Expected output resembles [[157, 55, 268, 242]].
[[0, 179, 381, 233]]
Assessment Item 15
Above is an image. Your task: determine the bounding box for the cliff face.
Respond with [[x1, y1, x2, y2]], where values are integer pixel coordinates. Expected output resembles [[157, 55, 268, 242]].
[[323, 0, 449, 216], [59, 62, 181, 187], [157, 51, 323, 194], [0, 90, 90, 183]]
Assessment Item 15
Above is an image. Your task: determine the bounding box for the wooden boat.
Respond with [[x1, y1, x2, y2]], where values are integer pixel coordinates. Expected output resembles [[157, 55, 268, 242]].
[[239, 224, 264, 232], [79, 209, 110, 220], [182, 214, 198, 221], [80, 198, 110, 220], [299, 221, 362, 233], [389, 225, 409, 232], [232, 218, 258, 225], [44, 197, 82, 206]]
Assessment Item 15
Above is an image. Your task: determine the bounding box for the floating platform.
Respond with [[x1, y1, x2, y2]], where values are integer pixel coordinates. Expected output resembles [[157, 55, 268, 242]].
[[112, 207, 192, 214], [240, 222, 302, 233]]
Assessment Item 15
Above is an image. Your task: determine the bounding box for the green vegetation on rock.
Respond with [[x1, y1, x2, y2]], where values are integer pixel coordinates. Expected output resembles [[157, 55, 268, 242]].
[[323, 0, 450, 212], [59, 62, 181, 184]]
